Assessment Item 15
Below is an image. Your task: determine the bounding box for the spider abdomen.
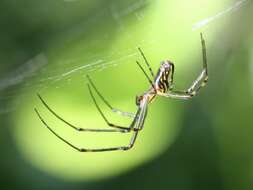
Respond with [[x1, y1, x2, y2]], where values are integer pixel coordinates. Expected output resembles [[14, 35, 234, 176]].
[[154, 60, 174, 93]]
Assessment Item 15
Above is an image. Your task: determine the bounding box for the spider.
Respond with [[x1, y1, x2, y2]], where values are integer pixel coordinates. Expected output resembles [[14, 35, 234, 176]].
[[35, 33, 208, 152]]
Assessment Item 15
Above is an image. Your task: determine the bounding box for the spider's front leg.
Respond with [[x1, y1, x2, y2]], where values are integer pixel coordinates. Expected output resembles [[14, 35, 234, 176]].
[[158, 33, 208, 100], [87, 75, 136, 119], [35, 97, 148, 152]]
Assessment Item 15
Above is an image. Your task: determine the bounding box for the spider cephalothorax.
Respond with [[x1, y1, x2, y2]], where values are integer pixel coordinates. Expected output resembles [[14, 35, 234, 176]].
[[135, 95, 143, 106], [35, 33, 208, 152]]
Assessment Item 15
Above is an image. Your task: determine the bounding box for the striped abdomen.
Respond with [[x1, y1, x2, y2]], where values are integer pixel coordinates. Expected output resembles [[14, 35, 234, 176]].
[[154, 61, 174, 93]]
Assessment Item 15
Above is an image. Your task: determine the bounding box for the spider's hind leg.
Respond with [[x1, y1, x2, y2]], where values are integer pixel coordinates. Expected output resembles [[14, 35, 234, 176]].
[[158, 33, 208, 100], [186, 33, 208, 96]]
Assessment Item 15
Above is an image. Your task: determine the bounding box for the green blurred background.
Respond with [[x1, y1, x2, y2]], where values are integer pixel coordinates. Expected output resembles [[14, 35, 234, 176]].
[[0, 0, 253, 189]]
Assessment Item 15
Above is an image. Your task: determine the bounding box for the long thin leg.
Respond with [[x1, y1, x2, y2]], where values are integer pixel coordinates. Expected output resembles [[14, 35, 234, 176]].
[[133, 97, 148, 131], [87, 84, 139, 131], [186, 33, 208, 95], [35, 99, 147, 152], [87, 75, 135, 118], [138, 47, 155, 77], [37, 93, 130, 132], [136, 61, 156, 91], [124, 97, 148, 150], [158, 33, 208, 100], [157, 91, 192, 100]]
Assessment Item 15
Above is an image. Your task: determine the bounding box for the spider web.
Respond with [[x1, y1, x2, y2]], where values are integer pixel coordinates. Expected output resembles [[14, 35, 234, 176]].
[[192, 0, 250, 31], [0, 0, 156, 114], [0, 0, 248, 114]]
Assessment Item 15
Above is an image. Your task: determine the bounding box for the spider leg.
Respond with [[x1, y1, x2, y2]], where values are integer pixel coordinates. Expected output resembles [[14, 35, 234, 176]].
[[136, 61, 156, 91], [87, 75, 135, 118], [158, 33, 208, 100], [157, 91, 192, 100], [121, 99, 149, 150], [133, 97, 148, 131], [36, 93, 129, 133], [138, 47, 155, 77], [120, 99, 148, 151], [34, 99, 148, 152], [87, 84, 141, 131], [186, 33, 208, 95]]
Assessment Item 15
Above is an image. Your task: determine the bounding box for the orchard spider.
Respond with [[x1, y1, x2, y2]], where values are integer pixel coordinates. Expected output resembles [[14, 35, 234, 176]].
[[35, 33, 208, 152]]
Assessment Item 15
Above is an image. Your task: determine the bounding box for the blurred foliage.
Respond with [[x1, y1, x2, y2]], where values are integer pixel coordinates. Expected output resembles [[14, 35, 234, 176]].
[[0, 0, 253, 190]]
